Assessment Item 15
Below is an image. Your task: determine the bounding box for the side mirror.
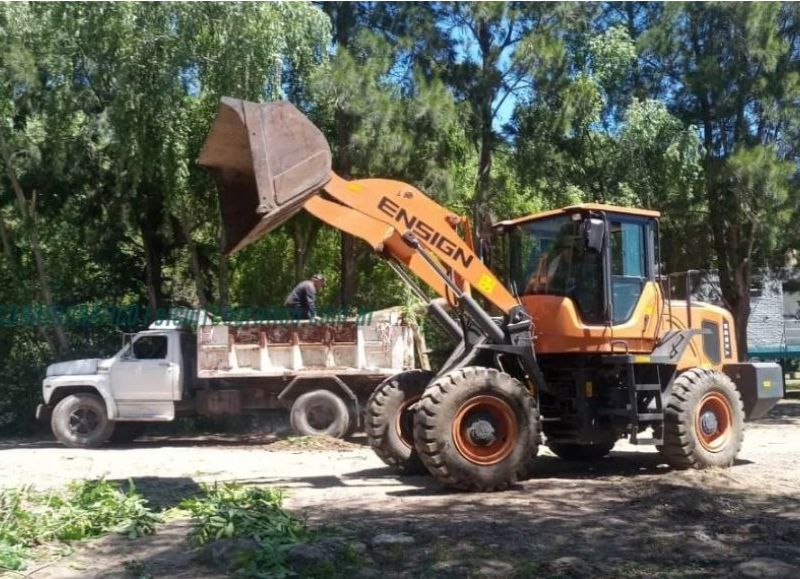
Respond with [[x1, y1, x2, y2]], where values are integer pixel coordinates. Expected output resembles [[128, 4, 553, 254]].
[[582, 217, 604, 253]]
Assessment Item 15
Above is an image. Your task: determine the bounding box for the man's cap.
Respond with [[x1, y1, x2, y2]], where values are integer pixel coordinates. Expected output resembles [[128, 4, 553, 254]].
[[312, 273, 326, 283]]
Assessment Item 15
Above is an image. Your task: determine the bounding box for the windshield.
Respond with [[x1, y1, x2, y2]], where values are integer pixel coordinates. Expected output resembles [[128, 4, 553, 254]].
[[511, 215, 605, 324]]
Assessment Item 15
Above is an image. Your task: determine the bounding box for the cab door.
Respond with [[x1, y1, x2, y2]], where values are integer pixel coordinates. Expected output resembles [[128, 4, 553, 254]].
[[109, 332, 180, 420], [608, 218, 661, 352]]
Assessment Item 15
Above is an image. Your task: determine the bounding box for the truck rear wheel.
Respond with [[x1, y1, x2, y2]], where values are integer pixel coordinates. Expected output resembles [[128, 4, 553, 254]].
[[547, 442, 615, 461], [413, 367, 538, 491], [290, 390, 350, 439], [659, 368, 744, 469], [366, 370, 433, 475], [51, 393, 114, 448]]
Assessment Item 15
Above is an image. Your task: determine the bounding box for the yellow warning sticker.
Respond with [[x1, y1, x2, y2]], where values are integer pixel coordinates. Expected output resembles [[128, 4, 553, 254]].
[[477, 274, 496, 294]]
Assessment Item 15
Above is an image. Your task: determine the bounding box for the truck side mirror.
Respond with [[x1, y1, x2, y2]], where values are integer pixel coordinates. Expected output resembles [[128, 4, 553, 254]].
[[582, 218, 604, 253]]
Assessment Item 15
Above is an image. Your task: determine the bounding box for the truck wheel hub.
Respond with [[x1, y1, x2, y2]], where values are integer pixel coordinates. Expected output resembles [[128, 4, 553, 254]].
[[69, 408, 99, 435], [307, 404, 334, 430]]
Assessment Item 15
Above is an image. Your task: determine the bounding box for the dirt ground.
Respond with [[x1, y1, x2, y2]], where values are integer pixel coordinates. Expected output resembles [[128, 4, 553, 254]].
[[2, 398, 799, 578]]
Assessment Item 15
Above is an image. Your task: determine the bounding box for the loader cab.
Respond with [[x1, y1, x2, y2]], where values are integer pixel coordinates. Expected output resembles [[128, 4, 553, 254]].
[[496, 204, 662, 353]]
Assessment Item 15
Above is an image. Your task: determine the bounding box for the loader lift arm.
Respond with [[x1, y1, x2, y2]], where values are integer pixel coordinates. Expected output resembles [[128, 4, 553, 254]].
[[199, 98, 540, 385]]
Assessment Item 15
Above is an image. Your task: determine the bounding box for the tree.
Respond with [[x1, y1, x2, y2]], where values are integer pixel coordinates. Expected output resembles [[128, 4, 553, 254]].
[[313, 2, 467, 307], [648, 3, 800, 356], [438, 2, 588, 236]]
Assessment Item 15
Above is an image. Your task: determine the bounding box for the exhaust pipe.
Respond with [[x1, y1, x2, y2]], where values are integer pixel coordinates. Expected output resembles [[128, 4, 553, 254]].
[[198, 98, 332, 254]]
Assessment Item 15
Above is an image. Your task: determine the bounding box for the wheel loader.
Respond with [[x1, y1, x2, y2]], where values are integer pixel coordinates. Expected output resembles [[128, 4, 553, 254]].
[[199, 98, 784, 491]]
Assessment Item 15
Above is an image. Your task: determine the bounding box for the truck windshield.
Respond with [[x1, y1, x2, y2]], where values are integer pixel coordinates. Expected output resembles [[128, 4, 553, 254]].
[[511, 215, 605, 324]]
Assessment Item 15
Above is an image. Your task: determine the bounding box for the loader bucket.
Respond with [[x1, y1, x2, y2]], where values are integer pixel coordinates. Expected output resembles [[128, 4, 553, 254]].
[[198, 97, 332, 254]]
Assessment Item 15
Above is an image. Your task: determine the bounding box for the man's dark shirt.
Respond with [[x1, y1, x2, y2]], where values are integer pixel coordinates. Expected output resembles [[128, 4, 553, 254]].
[[284, 280, 317, 319]]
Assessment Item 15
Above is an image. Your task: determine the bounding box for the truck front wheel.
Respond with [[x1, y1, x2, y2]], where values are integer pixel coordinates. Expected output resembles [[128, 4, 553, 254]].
[[290, 390, 350, 439], [51, 393, 114, 448]]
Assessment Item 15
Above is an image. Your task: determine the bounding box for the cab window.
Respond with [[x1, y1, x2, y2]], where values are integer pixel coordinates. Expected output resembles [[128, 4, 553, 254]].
[[610, 220, 647, 324], [132, 335, 168, 360], [514, 215, 605, 324]]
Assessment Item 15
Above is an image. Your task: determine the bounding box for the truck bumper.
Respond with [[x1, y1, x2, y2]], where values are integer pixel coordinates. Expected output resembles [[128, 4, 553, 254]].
[[723, 362, 784, 420], [35, 404, 52, 422]]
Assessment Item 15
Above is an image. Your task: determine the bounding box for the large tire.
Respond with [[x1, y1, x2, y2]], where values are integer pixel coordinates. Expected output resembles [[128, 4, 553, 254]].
[[51, 393, 114, 449], [290, 390, 350, 439], [109, 422, 146, 444], [547, 441, 615, 461], [366, 370, 434, 475], [659, 368, 744, 469], [413, 367, 538, 492]]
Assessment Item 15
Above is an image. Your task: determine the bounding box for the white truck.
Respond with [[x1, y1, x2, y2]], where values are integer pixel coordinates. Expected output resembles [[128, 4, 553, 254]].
[[37, 308, 416, 448]]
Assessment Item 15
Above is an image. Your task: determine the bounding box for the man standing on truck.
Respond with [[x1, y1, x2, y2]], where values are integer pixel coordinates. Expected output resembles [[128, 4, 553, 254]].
[[284, 273, 326, 320]]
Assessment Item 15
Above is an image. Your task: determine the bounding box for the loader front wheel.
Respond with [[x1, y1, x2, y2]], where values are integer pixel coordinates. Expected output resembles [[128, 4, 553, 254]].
[[366, 370, 433, 475], [659, 368, 744, 469], [413, 367, 538, 491]]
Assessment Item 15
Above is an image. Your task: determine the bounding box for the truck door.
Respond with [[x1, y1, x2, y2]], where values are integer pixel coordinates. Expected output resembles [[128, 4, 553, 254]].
[[110, 332, 180, 403]]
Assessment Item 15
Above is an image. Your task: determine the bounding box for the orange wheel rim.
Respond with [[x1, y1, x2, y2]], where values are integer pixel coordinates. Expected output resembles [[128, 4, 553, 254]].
[[695, 392, 732, 452], [452, 395, 517, 465], [395, 395, 419, 449]]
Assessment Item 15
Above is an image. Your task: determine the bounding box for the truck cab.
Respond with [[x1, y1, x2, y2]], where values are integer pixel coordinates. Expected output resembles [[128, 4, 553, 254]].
[[39, 324, 187, 448]]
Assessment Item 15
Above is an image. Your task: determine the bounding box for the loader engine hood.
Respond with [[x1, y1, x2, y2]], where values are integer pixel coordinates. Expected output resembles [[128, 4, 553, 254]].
[[198, 97, 332, 254], [46, 358, 102, 377]]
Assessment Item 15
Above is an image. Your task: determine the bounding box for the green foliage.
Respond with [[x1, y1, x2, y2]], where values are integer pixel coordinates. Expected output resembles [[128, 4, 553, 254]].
[[181, 483, 309, 577], [0, 2, 331, 433], [588, 25, 636, 86], [0, 479, 161, 571]]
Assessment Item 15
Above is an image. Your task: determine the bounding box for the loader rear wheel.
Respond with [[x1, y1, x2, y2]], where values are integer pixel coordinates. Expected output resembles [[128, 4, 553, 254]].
[[547, 441, 615, 461], [366, 370, 433, 475], [51, 393, 114, 448], [659, 368, 744, 469], [290, 390, 350, 439], [413, 367, 538, 492]]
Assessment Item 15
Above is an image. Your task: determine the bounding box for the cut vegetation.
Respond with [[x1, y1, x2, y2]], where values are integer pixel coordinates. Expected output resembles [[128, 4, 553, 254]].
[[0, 480, 160, 572]]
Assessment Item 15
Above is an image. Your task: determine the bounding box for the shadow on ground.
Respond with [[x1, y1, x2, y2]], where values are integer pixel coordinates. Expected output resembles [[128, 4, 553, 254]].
[[63, 474, 800, 579]]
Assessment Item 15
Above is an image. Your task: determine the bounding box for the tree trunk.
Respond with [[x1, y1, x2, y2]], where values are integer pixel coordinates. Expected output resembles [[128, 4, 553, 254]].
[[140, 221, 164, 320], [0, 129, 69, 353], [181, 217, 208, 309], [291, 217, 321, 284], [340, 234, 358, 306], [330, 1, 359, 308], [218, 225, 230, 310], [730, 286, 751, 362], [471, 21, 497, 244], [0, 209, 13, 265]]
